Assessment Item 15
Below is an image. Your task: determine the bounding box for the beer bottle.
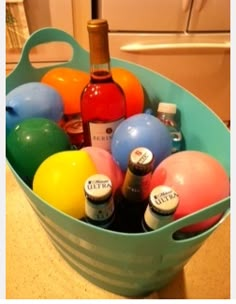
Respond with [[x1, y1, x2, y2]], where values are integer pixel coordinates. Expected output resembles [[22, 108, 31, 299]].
[[84, 173, 115, 229], [142, 185, 179, 232], [113, 147, 154, 233]]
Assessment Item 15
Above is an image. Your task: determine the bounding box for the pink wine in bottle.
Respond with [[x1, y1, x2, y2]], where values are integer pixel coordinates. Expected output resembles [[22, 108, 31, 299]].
[[80, 19, 126, 152]]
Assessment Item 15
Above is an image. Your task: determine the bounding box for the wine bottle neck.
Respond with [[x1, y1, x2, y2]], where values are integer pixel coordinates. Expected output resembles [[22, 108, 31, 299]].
[[88, 20, 110, 65], [90, 62, 112, 82], [88, 20, 112, 81]]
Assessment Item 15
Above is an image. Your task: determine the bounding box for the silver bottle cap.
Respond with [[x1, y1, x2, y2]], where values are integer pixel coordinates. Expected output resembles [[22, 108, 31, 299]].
[[149, 185, 179, 215], [84, 174, 112, 202]]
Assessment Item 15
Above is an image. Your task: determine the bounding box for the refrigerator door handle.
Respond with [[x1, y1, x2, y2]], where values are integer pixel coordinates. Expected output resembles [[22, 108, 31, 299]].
[[120, 42, 230, 52]]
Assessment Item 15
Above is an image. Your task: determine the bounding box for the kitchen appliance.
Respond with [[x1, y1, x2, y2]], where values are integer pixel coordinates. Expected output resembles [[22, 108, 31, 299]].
[[73, 0, 230, 124]]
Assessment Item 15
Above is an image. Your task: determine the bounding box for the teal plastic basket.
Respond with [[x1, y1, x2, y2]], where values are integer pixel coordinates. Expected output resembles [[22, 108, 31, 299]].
[[6, 28, 230, 297]]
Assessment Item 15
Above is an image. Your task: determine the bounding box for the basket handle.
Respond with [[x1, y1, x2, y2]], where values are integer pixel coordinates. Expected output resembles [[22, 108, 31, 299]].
[[162, 197, 230, 238], [7, 27, 89, 93], [21, 27, 87, 68]]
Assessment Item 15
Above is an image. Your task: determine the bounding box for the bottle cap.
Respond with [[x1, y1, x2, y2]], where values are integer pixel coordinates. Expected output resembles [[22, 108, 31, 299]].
[[129, 147, 154, 174], [87, 19, 108, 32], [157, 102, 177, 114], [149, 185, 179, 215], [84, 174, 112, 202]]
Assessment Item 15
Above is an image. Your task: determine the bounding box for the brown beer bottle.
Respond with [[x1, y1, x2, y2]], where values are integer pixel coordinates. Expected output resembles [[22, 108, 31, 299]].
[[113, 147, 154, 233]]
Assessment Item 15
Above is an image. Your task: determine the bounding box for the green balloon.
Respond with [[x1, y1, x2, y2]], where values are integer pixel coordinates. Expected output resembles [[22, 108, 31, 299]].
[[6, 118, 71, 187]]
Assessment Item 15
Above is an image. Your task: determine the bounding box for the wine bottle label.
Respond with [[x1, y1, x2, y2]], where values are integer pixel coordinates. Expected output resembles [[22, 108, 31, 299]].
[[89, 118, 124, 151], [85, 198, 115, 222], [122, 169, 152, 201], [144, 205, 173, 231]]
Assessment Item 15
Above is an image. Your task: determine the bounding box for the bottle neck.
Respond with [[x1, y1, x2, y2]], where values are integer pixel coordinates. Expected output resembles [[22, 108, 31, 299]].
[[121, 167, 152, 202], [157, 112, 176, 127], [85, 196, 115, 228], [88, 21, 111, 79], [143, 204, 174, 231], [90, 62, 112, 83]]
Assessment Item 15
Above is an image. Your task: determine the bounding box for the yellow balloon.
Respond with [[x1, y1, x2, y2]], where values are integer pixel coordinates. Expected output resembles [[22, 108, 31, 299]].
[[33, 150, 97, 219]]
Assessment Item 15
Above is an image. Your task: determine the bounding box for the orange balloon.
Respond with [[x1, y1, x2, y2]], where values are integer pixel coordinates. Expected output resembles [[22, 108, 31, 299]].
[[41, 67, 90, 115], [111, 67, 144, 117]]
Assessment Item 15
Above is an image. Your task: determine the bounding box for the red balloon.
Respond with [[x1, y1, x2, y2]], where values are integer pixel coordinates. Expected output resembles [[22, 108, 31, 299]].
[[150, 150, 230, 233]]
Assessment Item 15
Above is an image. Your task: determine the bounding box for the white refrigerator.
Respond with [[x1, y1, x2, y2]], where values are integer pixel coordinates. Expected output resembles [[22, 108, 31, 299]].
[[74, 0, 230, 125]]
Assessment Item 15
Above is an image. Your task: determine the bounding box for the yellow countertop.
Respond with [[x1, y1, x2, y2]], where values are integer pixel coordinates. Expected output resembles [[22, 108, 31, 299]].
[[6, 164, 230, 299]]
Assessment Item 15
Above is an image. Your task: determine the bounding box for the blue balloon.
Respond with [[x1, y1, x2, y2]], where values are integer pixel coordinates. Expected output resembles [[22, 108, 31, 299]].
[[6, 82, 64, 135], [111, 113, 172, 171]]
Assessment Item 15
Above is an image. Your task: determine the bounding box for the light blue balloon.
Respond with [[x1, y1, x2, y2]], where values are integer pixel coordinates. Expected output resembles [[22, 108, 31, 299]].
[[111, 113, 172, 171], [6, 82, 64, 135]]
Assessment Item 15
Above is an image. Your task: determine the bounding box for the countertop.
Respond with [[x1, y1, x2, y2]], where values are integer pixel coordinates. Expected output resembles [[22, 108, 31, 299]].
[[6, 164, 230, 299]]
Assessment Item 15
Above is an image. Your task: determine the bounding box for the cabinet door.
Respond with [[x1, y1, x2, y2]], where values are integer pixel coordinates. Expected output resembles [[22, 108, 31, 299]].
[[188, 0, 230, 32], [97, 0, 191, 32]]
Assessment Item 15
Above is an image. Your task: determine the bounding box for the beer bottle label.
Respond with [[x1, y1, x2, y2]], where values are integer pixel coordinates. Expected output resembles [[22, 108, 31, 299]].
[[85, 198, 114, 222]]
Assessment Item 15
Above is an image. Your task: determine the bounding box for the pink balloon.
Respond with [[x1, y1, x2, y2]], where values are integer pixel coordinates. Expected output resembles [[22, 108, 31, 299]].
[[82, 146, 124, 194], [150, 150, 230, 233]]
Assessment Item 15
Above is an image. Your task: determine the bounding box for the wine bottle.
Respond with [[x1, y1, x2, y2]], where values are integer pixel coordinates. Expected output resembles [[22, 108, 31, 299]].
[[113, 147, 154, 233], [80, 19, 126, 152]]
